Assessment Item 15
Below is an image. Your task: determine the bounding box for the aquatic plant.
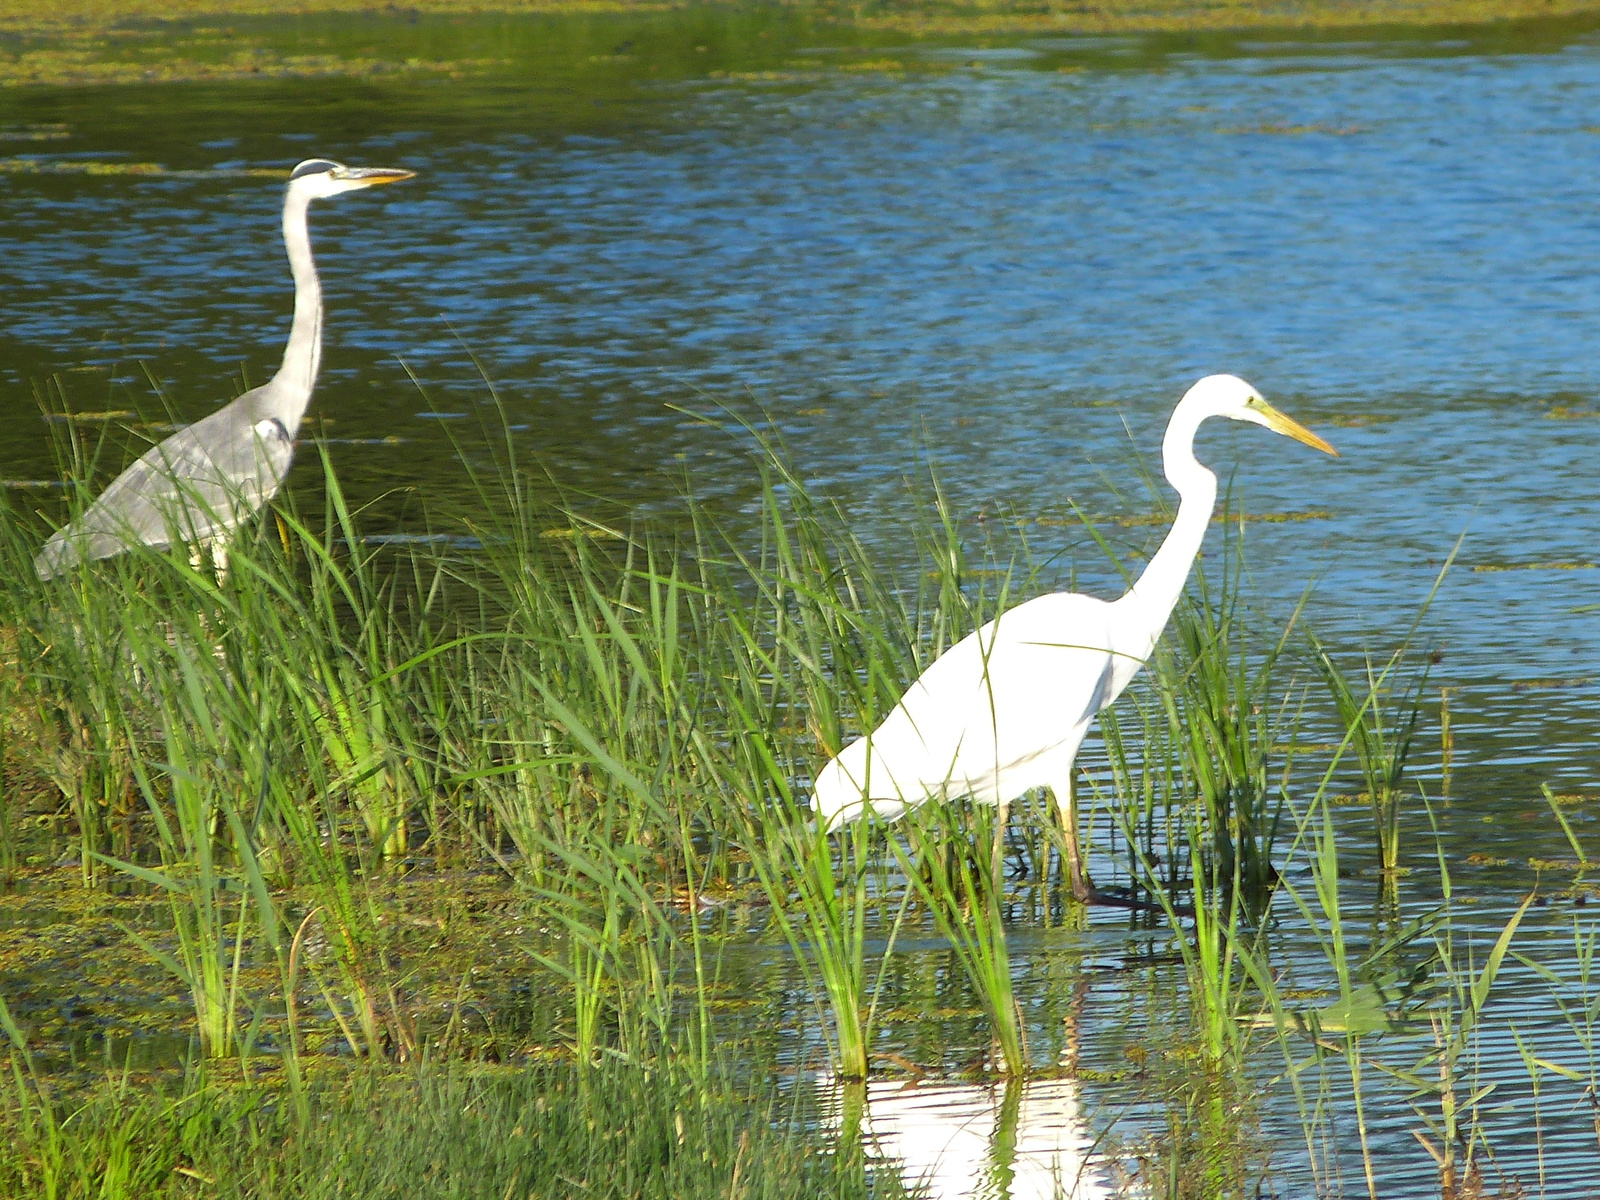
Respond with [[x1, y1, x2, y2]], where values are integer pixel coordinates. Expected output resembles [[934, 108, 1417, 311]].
[[1309, 635, 1434, 879], [0, 1053, 898, 1200], [1405, 823, 1532, 1196], [894, 799, 1026, 1075], [4, 400, 1591, 1192], [1161, 572, 1303, 913]]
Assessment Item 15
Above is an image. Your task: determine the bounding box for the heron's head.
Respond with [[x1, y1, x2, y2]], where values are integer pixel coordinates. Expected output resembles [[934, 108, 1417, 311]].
[[1185, 373, 1338, 457], [287, 158, 416, 199]]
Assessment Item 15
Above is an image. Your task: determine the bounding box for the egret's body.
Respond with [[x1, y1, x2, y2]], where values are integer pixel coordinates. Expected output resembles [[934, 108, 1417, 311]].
[[34, 159, 415, 580], [810, 375, 1336, 901]]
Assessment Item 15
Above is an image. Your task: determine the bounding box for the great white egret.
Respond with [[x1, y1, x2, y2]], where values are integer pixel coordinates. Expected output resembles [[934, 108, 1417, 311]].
[[809, 374, 1337, 901], [34, 158, 416, 580]]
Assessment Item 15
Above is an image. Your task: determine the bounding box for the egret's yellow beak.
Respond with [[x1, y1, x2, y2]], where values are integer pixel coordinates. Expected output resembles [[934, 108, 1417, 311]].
[[1248, 398, 1338, 457], [336, 166, 416, 187]]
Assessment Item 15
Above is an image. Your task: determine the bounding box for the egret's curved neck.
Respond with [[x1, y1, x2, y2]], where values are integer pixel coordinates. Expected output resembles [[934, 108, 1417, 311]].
[[269, 187, 321, 433], [1123, 404, 1217, 636]]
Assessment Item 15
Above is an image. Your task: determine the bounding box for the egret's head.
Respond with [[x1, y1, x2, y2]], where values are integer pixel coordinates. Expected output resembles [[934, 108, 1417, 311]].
[[1186, 373, 1338, 457], [287, 159, 416, 199]]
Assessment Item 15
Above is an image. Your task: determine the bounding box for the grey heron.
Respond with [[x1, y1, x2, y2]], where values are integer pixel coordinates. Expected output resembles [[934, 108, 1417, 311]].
[[34, 158, 416, 581]]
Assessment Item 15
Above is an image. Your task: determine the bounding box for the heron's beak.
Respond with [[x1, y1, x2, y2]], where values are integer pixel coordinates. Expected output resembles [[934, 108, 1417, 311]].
[[1250, 399, 1339, 457], [337, 167, 417, 187]]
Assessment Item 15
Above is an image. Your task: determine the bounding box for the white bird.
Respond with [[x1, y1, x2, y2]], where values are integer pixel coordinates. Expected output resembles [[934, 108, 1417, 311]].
[[810, 374, 1337, 901], [35, 159, 415, 581]]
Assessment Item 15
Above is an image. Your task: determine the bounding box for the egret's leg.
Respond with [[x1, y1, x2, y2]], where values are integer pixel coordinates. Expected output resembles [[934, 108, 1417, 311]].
[[211, 539, 230, 586], [1051, 767, 1092, 903]]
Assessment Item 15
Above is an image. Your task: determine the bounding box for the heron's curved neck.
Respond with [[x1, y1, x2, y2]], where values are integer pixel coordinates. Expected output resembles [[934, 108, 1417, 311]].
[[270, 189, 321, 433], [1123, 404, 1217, 635]]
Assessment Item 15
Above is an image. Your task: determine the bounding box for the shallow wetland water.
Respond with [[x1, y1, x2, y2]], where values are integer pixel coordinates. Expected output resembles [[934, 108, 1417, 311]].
[[8, 8, 1600, 1194]]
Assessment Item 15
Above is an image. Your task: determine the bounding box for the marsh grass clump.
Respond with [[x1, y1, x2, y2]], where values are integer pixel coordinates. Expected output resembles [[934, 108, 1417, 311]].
[[1158, 550, 1304, 916], [9, 407, 1598, 1192], [0, 416, 1036, 1070], [0, 1054, 899, 1200], [1309, 634, 1434, 880]]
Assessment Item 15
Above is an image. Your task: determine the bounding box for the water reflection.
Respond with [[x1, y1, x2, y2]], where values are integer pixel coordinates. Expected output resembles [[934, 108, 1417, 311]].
[[830, 1075, 1110, 1199]]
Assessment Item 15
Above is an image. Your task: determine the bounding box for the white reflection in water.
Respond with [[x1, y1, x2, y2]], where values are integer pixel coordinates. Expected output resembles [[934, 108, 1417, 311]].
[[828, 1076, 1110, 1199]]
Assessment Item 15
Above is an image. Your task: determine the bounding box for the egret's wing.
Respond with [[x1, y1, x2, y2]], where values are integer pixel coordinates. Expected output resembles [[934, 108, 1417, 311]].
[[35, 394, 295, 578], [905, 593, 1115, 794], [815, 592, 1117, 819]]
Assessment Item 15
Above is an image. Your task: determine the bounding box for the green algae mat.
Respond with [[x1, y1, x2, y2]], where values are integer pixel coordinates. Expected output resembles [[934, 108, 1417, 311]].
[[5, 0, 1600, 90]]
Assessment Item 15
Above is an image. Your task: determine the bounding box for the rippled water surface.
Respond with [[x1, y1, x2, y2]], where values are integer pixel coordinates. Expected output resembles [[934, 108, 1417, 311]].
[[9, 11, 1600, 1191]]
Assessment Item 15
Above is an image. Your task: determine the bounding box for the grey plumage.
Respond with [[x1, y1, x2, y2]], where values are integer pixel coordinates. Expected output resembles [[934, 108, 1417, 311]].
[[34, 159, 415, 580]]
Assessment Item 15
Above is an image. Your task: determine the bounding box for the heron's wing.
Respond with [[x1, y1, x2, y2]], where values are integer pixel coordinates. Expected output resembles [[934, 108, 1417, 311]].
[[35, 393, 296, 578]]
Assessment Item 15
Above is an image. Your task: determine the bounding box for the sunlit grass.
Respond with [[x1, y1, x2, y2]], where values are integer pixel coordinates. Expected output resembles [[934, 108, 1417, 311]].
[[0, 1054, 896, 1200], [9, 405, 1600, 1193]]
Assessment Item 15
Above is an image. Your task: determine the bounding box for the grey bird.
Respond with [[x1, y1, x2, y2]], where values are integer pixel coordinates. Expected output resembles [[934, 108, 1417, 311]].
[[34, 159, 416, 581]]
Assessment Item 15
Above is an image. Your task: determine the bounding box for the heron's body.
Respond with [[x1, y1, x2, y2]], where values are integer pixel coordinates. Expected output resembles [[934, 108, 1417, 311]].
[[811, 375, 1336, 900], [34, 159, 413, 580]]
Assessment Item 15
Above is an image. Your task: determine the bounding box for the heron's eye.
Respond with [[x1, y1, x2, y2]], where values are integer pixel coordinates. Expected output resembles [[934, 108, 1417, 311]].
[[289, 159, 341, 181]]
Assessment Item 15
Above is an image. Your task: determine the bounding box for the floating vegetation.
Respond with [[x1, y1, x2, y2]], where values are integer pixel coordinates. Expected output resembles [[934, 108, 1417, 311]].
[[39, 409, 137, 422], [0, 123, 68, 141], [0, 45, 504, 89], [1233, 508, 1334, 523], [707, 68, 827, 83], [1471, 560, 1597, 572], [842, 0, 1600, 36], [0, 158, 283, 178], [1325, 412, 1399, 426], [539, 525, 624, 539], [1215, 122, 1365, 135], [1510, 676, 1594, 691]]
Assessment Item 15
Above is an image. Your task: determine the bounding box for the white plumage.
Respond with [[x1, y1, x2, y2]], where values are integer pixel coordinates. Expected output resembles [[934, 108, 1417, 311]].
[[811, 374, 1337, 900]]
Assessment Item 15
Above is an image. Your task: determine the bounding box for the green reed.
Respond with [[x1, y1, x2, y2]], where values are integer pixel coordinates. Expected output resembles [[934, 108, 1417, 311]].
[[0, 656, 16, 890], [1406, 814, 1531, 1195], [13, 394, 1581, 1194], [894, 799, 1027, 1075], [1310, 636, 1431, 877], [1157, 551, 1305, 914], [0, 1051, 895, 1200], [0, 413, 1288, 1077]]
